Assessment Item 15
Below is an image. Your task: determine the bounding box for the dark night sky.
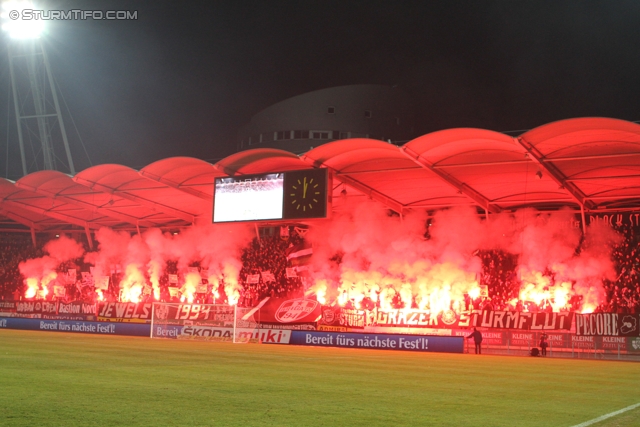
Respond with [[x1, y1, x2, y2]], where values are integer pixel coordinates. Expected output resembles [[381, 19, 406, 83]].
[[1, 0, 639, 178]]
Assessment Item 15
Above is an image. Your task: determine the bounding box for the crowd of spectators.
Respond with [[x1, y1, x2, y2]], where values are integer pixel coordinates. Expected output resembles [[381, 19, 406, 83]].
[[0, 223, 638, 313], [476, 250, 520, 310], [237, 230, 305, 306], [600, 227, 640, 313], [0, 234, 43, 300]]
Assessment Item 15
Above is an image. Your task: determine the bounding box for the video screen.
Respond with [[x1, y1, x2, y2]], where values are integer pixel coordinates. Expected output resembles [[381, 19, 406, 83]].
[[213, 173, 284, 222]]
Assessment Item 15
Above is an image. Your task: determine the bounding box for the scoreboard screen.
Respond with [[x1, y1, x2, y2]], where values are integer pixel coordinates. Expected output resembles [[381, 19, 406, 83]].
[[213, 168, 328, 223]]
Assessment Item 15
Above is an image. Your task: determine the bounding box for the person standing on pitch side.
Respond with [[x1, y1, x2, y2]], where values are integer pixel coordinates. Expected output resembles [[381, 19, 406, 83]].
[[539, 332, 549, 357], [466, 327, 483, 354]]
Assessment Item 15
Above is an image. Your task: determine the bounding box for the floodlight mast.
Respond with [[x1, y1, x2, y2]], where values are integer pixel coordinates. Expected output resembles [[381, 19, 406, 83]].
[[2, 0, 75, 176]]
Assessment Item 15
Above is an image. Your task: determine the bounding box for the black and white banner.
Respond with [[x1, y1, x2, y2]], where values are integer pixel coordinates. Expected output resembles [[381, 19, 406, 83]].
[[575, 313, 640, 337]]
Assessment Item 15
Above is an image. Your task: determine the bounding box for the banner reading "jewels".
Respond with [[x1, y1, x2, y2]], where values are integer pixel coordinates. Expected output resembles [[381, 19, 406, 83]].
[[290, 331, 463, 353]]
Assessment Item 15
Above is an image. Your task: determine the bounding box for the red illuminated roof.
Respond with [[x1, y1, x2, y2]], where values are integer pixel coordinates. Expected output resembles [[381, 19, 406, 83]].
[[1, 117, 639, 232]]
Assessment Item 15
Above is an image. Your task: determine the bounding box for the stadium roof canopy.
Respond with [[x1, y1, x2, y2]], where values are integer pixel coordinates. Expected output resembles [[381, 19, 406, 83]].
[[1, 117, 640, 234]]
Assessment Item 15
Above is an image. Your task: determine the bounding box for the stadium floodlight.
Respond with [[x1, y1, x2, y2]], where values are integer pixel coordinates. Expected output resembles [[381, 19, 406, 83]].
[[1, 0, 45, 39]]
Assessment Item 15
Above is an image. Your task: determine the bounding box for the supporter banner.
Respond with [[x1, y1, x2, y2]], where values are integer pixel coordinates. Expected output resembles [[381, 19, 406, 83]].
[[470, 310, 574, 330], [257, 298, 322, 325], [587, 211, 640, 229], [260, 270, 275, 283], [97, 302, 153, 323], [575, 313, 640, 337], [94, 276, 109, 290], [58, 301, 97, 316], [0, 301, 17, 312], [152, 324, 291, 344], [65, 269, 76, 284], [319, 306, 366, 329], [285, 268, 297, 278], [16, 300, 59, 315], [290, 331, 463, 353], [0, 317, 149, 336], [259, 323, 316, 330], [0, 300, 96, 320], [339, 309, 574, 330], [155, 303, 234, 325], [81, 272, 93, 286], [374, 309, 470, 328]]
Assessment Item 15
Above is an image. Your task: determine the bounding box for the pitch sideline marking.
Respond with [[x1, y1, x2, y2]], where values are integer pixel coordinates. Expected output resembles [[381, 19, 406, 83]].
[[569, 402, 640, 427]]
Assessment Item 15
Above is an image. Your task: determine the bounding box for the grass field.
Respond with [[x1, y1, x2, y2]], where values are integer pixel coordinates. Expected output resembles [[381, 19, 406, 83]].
[[1, 329, 639, 427]]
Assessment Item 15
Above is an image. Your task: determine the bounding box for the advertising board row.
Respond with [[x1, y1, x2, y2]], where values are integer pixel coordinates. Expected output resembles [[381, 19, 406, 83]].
[[449, 329, 640, 352], [1, 316, 639, 353], [1, 298, 639, 337], [0, 317, 149, 336]]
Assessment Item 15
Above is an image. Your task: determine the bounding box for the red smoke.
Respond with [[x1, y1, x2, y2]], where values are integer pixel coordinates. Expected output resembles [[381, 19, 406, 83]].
[[16, 201, 622, 314]]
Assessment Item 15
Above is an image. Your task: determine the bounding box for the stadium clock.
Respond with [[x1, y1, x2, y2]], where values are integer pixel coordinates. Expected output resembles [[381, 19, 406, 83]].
[[283, 168, 328, 219]]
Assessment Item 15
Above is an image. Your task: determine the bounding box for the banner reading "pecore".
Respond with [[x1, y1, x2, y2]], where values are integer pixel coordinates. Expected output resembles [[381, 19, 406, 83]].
[[575, 313, 640, 337]]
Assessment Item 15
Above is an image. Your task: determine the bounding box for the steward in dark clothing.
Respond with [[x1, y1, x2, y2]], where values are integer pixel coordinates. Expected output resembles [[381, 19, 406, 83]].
[[539, 333, 549, 357], [466, 327, 483, 354]]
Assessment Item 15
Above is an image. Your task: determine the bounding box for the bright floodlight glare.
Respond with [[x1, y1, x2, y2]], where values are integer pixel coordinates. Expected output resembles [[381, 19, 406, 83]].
[[1, 0, 45, 39]]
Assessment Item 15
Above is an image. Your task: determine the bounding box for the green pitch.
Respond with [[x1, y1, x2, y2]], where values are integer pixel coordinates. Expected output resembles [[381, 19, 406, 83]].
[[0, 330, 638, 427]]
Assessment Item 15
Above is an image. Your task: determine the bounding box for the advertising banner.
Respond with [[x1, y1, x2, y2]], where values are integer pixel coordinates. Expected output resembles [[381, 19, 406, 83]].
[[628, 337, 640, 353], [599, 336, 627, 350], [575, 313, 640, 337], [0, 317, 149, 336], [290, 331, 463, 353], [542, 332, 570, 349], [151, 324, 291, 344], [570, 335, 596, 349]]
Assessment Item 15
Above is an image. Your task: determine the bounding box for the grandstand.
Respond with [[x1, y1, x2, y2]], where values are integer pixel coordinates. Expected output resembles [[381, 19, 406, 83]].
[[1, 116, 640, 360]]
